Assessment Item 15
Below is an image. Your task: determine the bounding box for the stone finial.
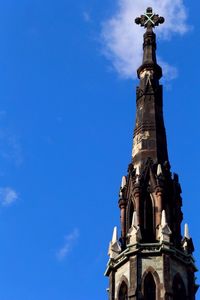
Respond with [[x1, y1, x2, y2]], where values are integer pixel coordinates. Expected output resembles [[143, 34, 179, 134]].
[[182, 223, 194, 254], [112, 226, 118, 243], [135, 165, 141, 184], [132, 211, 139, 227], [121, 176, 126, 189], [127, 211, 141, 245], [119, 176, 126, 198], [135, 7, 165, 30], [161, 209, 167, 227], [108, 226, 121, 259], [184, 223, 190, 239], [136, 165, 140, 176], [157, 164, 162, 176], [158, 210, 172, 245]]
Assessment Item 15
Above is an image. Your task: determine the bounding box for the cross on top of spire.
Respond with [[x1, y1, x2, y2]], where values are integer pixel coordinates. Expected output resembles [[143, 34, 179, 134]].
[[135, 7, 164, 30]]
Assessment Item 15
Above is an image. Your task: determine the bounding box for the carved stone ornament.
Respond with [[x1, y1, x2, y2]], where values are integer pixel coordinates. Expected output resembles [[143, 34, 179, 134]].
[[135, 7, 164, 30], [158, 210, 172, 244], [127, 212, 142, 244], [108, 227, 121, 259]]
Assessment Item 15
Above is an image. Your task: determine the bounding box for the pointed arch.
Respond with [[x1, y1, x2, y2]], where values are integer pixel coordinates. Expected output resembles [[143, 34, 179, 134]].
[[141, 267, 161, 300], [172, 273, 187, 300], [118, 281, 128, 300], [144, 272, 156, 300]]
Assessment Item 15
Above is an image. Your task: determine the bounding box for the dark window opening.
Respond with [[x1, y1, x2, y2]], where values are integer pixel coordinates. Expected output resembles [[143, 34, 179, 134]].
[[128, 200, 134, 230], [172, 274, 186, 300], [119, 281, 128, 300], [143, 194, 154, 242], [144, 272, 156, 300]]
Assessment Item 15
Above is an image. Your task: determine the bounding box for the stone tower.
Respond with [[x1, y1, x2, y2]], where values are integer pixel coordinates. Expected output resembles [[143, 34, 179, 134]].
[[105, 8, 198, 300]]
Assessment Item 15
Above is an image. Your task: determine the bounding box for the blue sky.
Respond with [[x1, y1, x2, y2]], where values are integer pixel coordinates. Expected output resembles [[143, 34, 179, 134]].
[[0, 0, 199, 299]]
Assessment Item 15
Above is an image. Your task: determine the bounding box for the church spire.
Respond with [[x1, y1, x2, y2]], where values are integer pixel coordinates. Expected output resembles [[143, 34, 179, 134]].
[[132, 7, 168, 168], [105, 8, 198, 300]]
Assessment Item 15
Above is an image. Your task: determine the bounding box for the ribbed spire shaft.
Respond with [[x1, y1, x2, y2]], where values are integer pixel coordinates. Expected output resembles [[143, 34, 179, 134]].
[[132, 8, 168, 168]]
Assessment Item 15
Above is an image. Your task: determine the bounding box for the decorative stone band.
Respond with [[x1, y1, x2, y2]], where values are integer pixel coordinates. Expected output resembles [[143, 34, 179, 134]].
[[134, 122, 165, 137], [105, 242, 197, 277], [137, 63, 162, 80]]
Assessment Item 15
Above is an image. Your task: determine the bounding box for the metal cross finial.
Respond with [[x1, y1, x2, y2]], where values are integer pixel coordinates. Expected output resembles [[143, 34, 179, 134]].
[[135, 7, 164, 30]]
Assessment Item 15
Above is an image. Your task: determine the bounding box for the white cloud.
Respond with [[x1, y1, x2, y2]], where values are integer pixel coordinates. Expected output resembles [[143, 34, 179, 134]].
[[101, 0, 189, 80], [56, 228, 79, 261], [158, 59, 178, 81], [0, 187, 18, 206]]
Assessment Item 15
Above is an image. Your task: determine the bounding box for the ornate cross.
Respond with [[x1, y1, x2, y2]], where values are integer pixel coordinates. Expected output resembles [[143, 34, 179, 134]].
[[135, 7, 164, 30]]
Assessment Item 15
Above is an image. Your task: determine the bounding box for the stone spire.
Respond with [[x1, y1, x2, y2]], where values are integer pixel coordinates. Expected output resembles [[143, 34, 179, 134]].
[[132, 7, 168, 168], [105, 8, 198, 300]]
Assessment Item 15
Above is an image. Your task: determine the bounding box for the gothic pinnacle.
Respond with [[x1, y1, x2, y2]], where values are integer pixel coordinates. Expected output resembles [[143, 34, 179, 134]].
[[161, 210, 167, 227], [121, 176, 126, 189], [184, 223, 190, 239], [157, 164, 163, 176], [132, 211, 139, 227], [112, 226, 118, 243], [108, 227, 122, 259], [136, 165, 140, 176]]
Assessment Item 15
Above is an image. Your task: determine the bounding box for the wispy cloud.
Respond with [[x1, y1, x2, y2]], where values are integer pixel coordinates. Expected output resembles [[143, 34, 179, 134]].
[[0, 111, 23, 167], [83, 11, 92, 23], [0, 187, 18, 207], [0, 130, 23, 167], [101, 0, 190, 80], [56, 228, 79, 261]]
